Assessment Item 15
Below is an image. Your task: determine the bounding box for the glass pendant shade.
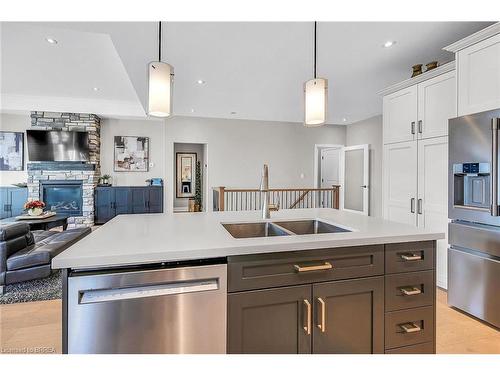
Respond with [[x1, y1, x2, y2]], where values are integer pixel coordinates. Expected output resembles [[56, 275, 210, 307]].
[[304, 78, 328, 126], [147, 61, 173, 118]]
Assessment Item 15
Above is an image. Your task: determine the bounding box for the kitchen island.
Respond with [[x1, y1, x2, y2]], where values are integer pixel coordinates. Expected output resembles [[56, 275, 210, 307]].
[[52, 208, 444, 354]]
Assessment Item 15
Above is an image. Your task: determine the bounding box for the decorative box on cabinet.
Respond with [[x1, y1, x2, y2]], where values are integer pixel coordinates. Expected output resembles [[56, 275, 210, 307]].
[[95, 186, 163, 224]]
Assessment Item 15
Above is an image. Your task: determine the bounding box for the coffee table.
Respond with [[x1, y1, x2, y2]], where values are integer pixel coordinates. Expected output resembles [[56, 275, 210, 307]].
[[0, 214, 69, 231]]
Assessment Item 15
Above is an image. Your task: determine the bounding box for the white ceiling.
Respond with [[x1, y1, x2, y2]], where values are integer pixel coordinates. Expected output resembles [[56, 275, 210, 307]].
[[0, 21, 493, 124]]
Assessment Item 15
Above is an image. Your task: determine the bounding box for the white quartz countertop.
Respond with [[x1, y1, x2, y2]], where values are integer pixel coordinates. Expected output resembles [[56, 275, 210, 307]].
[[52, 208, 445, 270]]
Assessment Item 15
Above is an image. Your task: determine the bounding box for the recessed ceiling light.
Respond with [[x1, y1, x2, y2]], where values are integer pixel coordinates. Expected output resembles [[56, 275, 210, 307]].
[[342, 118, 347, 122], [383, 40, 396, 48], [190, 108, 195, 113], [46, 38, 58, 45], [197, 80, 206, 85], [93, 87, 100, 92]]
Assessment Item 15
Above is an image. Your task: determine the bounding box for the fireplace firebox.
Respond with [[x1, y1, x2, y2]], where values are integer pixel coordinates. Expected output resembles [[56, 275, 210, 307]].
[[40, 180, 83, 216]]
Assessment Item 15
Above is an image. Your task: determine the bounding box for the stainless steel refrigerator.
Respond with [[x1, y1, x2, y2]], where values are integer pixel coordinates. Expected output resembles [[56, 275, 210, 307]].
[[448, 108, 500, 328]]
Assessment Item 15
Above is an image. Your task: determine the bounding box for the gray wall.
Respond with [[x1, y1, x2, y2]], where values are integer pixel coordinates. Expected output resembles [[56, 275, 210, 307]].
[[164, 116, 346, 211], [346, 115, 383, 218]]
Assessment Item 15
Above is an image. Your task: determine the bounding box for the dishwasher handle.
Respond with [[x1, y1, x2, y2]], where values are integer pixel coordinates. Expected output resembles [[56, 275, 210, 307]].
[[79, 278, 219, 304]]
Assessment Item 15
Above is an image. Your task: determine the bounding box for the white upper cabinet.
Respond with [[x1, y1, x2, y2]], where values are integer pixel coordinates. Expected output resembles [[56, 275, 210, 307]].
[[383, 86, 417, 144], [383, 141, 418, 226], [380, 62, 456, 145], [417, 71, 456, 139], [456, 33, 500, 116]]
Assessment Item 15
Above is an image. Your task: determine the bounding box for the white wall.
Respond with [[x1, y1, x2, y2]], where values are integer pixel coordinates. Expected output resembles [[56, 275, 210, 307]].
[[164, 116, 346, 211], [346, 115, 383, 218], [0, 113, 30, 185], [100, 118, 166, 186]]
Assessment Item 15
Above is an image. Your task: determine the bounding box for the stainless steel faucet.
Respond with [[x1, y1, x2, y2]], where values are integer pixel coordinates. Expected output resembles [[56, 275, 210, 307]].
[[260, 164, 279, 219]]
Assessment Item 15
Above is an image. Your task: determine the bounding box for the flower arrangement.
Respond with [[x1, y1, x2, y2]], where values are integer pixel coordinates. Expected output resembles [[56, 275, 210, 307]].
[[24, 200, 45, 210], [24, 200, 45, 216]]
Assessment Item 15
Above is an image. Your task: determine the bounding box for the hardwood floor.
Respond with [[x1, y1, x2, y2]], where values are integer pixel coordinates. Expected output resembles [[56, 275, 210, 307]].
[[0, 289, 499, 354]]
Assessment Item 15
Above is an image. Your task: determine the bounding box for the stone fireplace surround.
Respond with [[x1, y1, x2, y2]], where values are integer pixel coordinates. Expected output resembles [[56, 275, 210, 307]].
[[27, 112, 101, 228]]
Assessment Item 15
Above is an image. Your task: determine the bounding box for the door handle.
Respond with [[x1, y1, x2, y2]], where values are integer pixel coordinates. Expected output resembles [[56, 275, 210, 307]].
[[418, 120, 423, 134], [411, 121, 416, 135], [400, 253, 422, 261], [410, 198, 415, 213], [417, 198, 422, 214], [317, 297, 326, 333], [361, 185, 367, 188], [400, 286, 422, 296], [303, 299, 311, 335], [294, 262, 333, 272], [399, 322, 421, 334], [491, 118, 500, 216]]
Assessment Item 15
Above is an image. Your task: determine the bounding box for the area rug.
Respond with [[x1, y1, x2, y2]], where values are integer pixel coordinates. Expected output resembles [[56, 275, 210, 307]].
[[0, 271, 62, 304]]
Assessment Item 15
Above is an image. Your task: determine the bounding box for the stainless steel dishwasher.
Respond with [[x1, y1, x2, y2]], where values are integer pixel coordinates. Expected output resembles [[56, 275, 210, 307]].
[[67, 263, 226, 354]]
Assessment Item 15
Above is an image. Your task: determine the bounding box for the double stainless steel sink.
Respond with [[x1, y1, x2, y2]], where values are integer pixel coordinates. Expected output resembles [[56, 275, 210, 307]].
[[222, 219, 350, 238]]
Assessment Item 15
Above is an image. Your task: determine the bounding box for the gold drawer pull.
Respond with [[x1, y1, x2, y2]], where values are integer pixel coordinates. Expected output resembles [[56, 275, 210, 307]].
[[303, 299, 311, 335], [317, 297, 326, 333], [294, 262, 333, 272], [399, 322, 421, 333], [400, 253, 422, 261], [400, 286, 422, 296]]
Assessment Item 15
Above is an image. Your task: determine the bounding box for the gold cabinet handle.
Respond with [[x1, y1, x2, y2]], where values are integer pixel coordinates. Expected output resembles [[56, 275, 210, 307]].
[[400, 286, 422, 296], [399, 322, 421, 333], [400, 253, 422, 261], [317, 297, 326, 333], [303, 299, 311, 335], [294, 262, 333, 272]]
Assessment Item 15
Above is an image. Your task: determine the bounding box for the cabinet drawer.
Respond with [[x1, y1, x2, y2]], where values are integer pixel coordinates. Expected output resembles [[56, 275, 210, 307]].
[[228, 245, 384, 292], [385, 341, 434, 354], [385, 306, 434, 349], [385, 241, 435, 274], [385, 270, 434, 312]]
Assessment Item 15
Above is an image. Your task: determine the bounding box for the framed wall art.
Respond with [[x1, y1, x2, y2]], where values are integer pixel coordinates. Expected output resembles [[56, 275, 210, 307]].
[[0, 131, 24, 171], [114, 136, 149, 172], [176, 152, 197, 198]]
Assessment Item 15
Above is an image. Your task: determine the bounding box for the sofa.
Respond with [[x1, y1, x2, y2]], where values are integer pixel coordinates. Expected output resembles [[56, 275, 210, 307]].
[[0, 222, 91, 294]]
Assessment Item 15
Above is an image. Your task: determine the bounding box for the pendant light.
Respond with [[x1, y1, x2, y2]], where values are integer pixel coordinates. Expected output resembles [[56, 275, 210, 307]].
[[304, 21, 328, 127], [147, 21, 174, 118]]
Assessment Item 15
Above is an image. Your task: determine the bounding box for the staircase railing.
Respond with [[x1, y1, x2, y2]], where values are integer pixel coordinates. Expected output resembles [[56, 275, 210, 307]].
[[212, 186, 340, 211]]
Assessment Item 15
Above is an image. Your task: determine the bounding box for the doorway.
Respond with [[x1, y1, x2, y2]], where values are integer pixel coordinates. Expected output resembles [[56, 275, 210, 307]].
[[315, 143, 370, 215], [173, 142, 208, 213]]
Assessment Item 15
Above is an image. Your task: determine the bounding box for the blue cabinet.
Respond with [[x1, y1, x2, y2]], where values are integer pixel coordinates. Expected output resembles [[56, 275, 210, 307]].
[[95, 186, 163, 224], [0, 187, 28, 219]]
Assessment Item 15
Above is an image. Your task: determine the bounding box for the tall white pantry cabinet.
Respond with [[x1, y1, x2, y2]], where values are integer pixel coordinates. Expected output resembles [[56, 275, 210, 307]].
[[380, 62, 456, 289]]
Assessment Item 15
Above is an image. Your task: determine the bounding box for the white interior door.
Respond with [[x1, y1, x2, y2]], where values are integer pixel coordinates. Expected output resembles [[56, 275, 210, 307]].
[[320, 148, 341, 187], [340, 144, 369, 215]]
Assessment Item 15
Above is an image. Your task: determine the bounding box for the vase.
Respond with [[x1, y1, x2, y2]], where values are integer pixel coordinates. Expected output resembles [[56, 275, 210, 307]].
[[411, 64, 423, 78], [28, 207, 43, 216]]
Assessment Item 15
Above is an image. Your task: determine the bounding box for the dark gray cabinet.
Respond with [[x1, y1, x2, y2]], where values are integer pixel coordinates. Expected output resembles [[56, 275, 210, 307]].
[[227, 241, 436, 354], [0, 187, 28, 219], [95, 186, 163, 224], [227, 277, 384, 354], [312, 277, 384, 354], [228, 285, 312, 354]]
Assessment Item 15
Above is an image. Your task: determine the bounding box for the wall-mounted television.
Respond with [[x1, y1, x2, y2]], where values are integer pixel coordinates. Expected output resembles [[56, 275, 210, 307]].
[[26, 130, 90, 162]]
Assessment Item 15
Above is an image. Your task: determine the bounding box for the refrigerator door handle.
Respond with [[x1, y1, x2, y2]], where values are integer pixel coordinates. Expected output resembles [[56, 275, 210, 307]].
[[491, 118, 500, 217]]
